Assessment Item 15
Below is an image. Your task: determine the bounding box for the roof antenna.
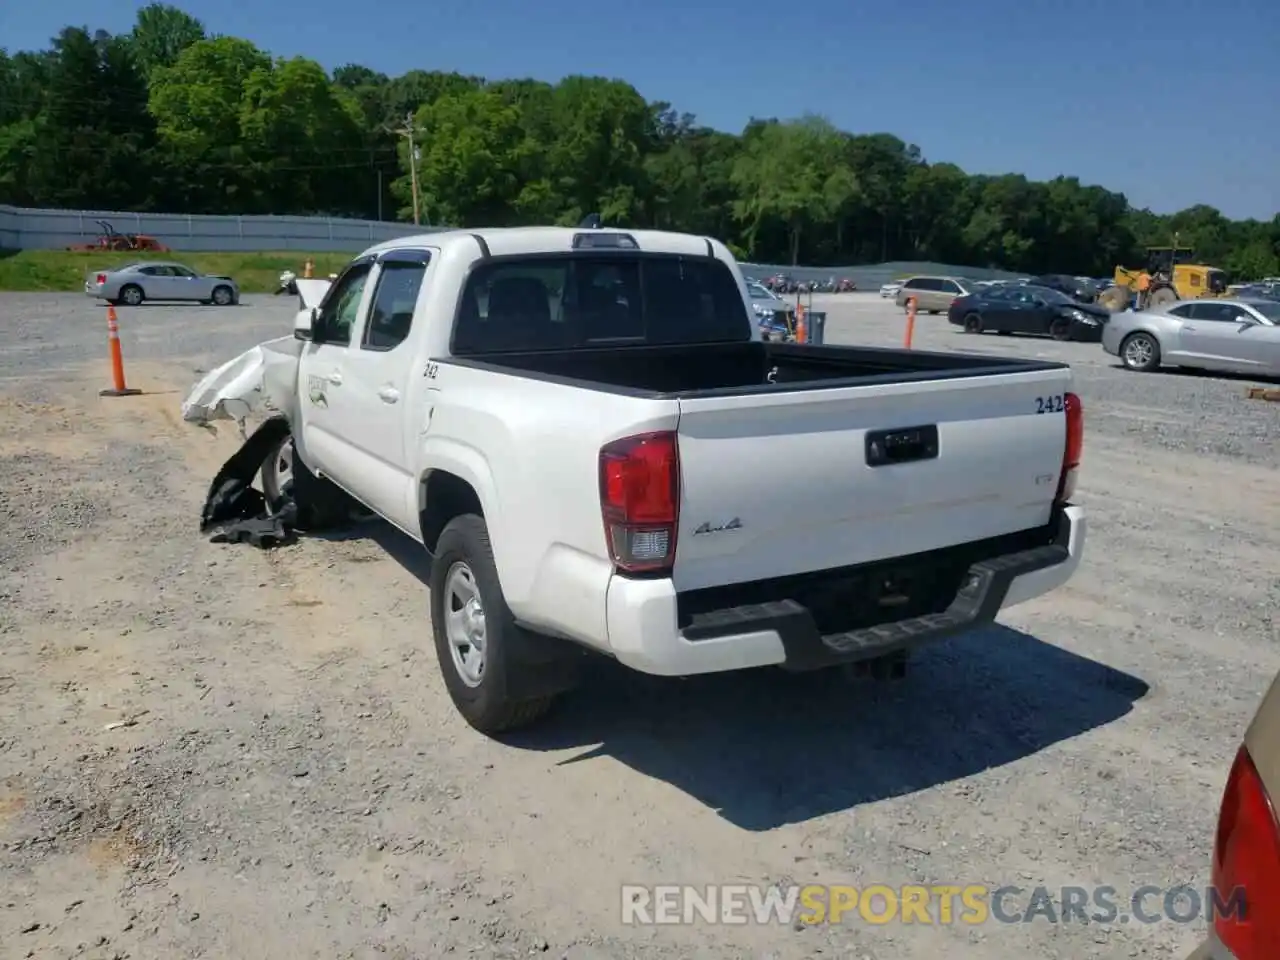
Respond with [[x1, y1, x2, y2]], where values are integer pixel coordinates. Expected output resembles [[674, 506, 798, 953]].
[[579, 213, 602, 229]]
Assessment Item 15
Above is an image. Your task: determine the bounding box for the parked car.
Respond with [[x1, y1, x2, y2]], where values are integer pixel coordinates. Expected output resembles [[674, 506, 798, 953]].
[[1031, 274, 1099, 303], [184, 224, 1086, 735], [1184, 666, 1280, 960], [895, 275, 982, 314], [880, 280, 904, 298], [746, 280, 788, 336], [949, 284, 1110, 341], [85, 261, 240, 306], [1102, 298, 1280, 375]]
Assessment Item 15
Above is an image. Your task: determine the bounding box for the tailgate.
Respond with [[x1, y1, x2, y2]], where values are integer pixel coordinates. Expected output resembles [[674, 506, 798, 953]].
[[672, 369, 1073, 591]]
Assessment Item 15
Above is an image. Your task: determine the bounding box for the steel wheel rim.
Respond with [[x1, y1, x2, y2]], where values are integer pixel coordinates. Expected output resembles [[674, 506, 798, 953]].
[[272, 440, 293, 492], [444, 562, 486, 688], [1124, 335, 1153, 367]]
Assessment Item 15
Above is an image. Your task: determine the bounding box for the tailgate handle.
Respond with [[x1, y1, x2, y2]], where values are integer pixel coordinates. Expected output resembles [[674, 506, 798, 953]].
[[866, 425, 939, 467]]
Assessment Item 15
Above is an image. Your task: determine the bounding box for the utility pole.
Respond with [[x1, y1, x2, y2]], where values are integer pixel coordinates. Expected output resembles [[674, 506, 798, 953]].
[[390, 111, 424, 225]]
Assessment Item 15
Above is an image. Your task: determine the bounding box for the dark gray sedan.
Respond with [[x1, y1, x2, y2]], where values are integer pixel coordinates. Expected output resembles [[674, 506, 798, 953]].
[[85, 261, 240, 306], [1101, 298, 1280, 375]]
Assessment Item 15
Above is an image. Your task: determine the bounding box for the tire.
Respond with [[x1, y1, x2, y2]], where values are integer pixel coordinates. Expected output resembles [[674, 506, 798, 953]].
[[1146, 285, 1178, 309], [1098, 286, 1131, 313], [1120, 332, 1161, 372], [259, 431, 352, 527], [430, 514, 556, 734], [963, 314, 982, 334], [260, 433, 295, 511], [120, 284, 143, 306], [212, 285, 234, 306], [1048, 317, 1071, 341]]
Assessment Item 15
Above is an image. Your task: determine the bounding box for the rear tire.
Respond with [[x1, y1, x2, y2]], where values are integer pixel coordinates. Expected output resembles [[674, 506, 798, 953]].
[[1146, 285, 1178, 309], [963, 314, 982, 334], [430, 515, 556, 734], [120, 284, 143, 306]]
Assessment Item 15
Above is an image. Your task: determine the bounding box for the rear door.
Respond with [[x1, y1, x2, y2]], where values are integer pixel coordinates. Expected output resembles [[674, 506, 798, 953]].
[[137, 265, 177, 299], [672, 367, 1073, 591]]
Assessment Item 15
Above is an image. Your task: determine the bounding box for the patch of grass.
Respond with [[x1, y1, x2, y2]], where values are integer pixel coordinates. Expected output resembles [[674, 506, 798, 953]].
[[0, 249, 353, 294]]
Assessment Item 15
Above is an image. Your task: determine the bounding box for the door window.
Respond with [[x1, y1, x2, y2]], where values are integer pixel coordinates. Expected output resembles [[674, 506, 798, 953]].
[[939, 279, 961, 294], [317, 263, 373, 346], [363, 257, 429, 351], [1190, 302, 1236, 323]]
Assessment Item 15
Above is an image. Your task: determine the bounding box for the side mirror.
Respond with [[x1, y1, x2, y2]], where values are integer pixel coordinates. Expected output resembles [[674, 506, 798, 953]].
[[294, 307, 316, 341]]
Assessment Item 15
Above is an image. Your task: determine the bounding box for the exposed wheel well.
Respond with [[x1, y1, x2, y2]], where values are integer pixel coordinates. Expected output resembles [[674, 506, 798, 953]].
[[419, 471, 483, 554]]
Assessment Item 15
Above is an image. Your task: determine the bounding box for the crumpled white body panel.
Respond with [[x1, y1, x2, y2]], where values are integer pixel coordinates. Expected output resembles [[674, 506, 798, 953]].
[[181, 336, 302, 427]]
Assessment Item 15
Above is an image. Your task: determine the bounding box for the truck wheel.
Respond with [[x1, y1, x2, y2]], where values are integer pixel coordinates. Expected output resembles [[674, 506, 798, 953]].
[[260, 432, 352, 528], [430, 514, 556, 734], [1120, 332, 1161, 372]]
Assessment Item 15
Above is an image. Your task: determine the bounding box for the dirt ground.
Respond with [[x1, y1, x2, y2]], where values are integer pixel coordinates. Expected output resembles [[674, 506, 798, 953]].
[[1, 293, 1277, 960]]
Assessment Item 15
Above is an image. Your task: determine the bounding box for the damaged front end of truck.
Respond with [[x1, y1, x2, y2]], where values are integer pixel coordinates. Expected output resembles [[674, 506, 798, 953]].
[[181, 280, 353, 547]]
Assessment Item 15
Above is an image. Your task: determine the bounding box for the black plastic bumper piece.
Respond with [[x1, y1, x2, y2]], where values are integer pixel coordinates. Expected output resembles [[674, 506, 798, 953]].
[[679, 508, 1073, 672]]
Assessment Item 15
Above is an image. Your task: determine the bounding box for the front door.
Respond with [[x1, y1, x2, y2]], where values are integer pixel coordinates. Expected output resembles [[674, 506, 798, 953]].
[[333, 249, 432, 531], [295, 259, 375, 486], [1179, 302, 1257, 372]]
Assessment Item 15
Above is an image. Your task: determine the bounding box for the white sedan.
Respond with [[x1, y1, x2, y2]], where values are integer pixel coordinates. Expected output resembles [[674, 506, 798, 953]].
[[879, 280, 903, 298]]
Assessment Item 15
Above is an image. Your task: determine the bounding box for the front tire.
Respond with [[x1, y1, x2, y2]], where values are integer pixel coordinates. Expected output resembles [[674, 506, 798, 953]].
[[1120, 332, 1161, 372], [430, 515, 556, 734], [1048, 317, 1071, 341], [212, 285, 235, 306]]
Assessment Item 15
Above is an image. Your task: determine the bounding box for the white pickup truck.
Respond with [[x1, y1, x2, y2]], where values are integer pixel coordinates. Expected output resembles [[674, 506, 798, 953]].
[[185, 225, 1086, 734]]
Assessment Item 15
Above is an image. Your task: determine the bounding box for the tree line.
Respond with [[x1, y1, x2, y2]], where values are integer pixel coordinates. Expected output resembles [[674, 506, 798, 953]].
[[2, 4, 1278, 277]]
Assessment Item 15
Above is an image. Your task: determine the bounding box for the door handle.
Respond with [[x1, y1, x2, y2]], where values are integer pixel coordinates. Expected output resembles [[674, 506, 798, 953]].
[[327, 371, 343, 385], [1183, 325, 1197, 332], [378, 386, 400, 404]]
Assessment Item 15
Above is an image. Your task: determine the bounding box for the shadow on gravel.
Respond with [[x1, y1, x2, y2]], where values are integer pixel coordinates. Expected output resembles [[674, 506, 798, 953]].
[[521, 633, 1148, 830], [364, 519, 1149, 830], [1106, 363, 1278, 386]]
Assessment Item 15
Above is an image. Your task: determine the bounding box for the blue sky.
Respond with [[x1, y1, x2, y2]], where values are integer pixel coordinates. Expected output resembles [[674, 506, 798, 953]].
[[4, 0, 1278, 220]]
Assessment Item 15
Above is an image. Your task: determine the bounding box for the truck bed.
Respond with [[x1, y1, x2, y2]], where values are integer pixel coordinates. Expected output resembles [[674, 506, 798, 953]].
[[444, 341, 1064, 398]]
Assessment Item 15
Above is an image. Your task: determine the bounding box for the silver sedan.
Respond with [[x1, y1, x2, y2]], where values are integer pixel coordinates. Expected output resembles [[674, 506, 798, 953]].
[[1101, 298, 1280, 376], [85, 261, 240, 307]]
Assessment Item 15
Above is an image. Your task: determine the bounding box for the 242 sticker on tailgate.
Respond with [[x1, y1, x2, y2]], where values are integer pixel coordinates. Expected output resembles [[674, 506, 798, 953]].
[[1034, 395, 1064, 414]]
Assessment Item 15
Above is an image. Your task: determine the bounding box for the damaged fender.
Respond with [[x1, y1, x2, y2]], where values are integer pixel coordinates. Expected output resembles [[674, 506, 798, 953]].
[[181, 276, 331, 429], [182, 335, 303, 429]]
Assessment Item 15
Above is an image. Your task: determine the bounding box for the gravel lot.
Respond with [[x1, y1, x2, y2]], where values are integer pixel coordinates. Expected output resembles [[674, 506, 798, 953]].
[[1, 291, 1277, 960]]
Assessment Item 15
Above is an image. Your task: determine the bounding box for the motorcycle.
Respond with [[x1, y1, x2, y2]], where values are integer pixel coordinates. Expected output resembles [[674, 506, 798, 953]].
[[275, 270, 298, 296]]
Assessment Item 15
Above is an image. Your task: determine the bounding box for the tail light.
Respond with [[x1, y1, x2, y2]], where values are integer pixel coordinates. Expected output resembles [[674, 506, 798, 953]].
[[95, 273, 107, 285], [599, 431, 680, 575], [1055, 392, 1083, 504], [1211, 746, 1280, 956]]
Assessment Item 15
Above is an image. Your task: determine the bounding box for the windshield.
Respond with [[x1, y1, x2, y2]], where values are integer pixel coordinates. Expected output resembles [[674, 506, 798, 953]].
[[746, 282, 776, 300], [1249, 300, 1280, 321], [452, 254, 752, 354]]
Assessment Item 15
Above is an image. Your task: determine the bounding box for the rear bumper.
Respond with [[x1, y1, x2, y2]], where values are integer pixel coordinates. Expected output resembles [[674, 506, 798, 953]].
[[604, 504, 1085, 676]]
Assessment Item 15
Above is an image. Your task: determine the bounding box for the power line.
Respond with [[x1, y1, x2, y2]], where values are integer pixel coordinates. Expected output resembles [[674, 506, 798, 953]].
[[387, 111, 426, 226]]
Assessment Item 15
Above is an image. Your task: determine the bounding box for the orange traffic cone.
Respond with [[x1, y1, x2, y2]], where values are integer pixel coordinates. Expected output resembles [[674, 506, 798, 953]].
[[795, 304, 807, 343], [100, 305, 141, 397]]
